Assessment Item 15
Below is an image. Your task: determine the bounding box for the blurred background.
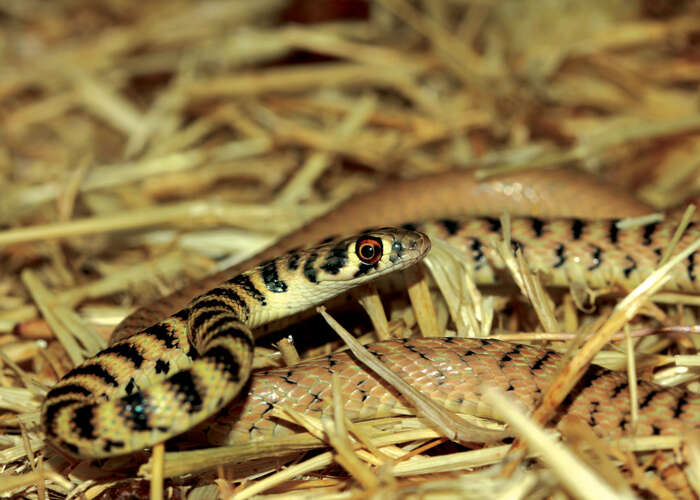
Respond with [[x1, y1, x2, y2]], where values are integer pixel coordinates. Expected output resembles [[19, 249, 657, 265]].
[[2, 0, 700, 275]]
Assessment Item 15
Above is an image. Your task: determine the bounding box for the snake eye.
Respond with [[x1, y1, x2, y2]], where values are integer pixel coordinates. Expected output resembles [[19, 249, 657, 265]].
[[355, 237, 383, 265]]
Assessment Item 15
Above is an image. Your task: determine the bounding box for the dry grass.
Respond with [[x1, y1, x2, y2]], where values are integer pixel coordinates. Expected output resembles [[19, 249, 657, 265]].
[[2, 0, 700, 498]]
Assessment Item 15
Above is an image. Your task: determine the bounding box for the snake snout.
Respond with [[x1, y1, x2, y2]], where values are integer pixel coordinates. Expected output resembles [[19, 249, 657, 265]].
[[414, 232, 431, 254], [410, 231, 431, 254], [395, 230, 431, 264]]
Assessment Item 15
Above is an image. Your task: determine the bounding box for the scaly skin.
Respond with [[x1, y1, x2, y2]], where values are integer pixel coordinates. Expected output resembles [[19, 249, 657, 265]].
[[421, 215, 700, 292], [42, 229, 429, 458], [206, 337, 700, 445]]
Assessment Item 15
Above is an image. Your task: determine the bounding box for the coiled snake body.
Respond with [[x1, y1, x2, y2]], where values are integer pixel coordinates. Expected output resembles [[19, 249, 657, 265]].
[[214, 336, 700, 446], [42, 228, 430, 458], [43, 170, 700, 463]]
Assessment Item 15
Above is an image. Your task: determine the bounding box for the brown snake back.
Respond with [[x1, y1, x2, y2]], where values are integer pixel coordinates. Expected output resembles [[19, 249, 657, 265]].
[[112, 168, 652, 341], [204, 337, 700, 445]]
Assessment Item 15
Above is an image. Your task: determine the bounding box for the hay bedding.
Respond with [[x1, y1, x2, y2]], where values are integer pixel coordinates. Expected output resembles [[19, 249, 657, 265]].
[[2, 0, 700, 498]]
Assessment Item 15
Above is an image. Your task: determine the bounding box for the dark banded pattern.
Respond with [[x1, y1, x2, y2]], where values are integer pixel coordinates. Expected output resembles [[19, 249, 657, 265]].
[[73, 404, 98, 439], [42, 228, 429, 458], [260, 261, 288, 293], [202, 346, 243, 380], [419, 214, 700, 293], [43, 399, 81, 437], [229, 274, 268, 304], [46, 384, 92, 400], [207, 286, 252, 312], [440, 219, 459, 235], [571, 219, 585, 240], [100, 343, 144, 369], [119, 392, 153, 431], [143, 322, 178, 349], [688, 252, 696, 282], [287, 253, 301, 271], [529, 217, 545, 237], [189, 302, 236, 334], [166, 370, 204, 412], [63, 364, 118, 388], [608, 220, 620, 244], [303, 252, 319, 283], [320, 241, 349, 275], [643, 222, 658, 245]]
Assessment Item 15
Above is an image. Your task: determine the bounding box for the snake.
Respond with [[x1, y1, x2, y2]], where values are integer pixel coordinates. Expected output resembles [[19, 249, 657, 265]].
[[42, 169, 700, 466], [41, 228, 430, 458]]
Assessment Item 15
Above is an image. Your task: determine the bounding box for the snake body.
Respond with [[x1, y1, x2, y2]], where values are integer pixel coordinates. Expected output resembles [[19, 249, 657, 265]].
[[42, 228, 429, 458], [113, 168, 653, 340], [43, 169, 700, 463], [208, 337, 700, 446], [417, 214, 700, 292]]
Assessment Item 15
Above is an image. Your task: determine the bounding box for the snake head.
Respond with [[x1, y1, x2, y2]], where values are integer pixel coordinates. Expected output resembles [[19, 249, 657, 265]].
[[303, 227, 431, 285]]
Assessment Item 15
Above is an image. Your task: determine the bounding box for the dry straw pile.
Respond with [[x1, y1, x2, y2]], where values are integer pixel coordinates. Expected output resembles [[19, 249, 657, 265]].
[[2, 1, 700, 498]]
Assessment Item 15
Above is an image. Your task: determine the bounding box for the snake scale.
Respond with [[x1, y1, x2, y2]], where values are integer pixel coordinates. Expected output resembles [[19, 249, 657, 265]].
[[42, 169, 700, 468]]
